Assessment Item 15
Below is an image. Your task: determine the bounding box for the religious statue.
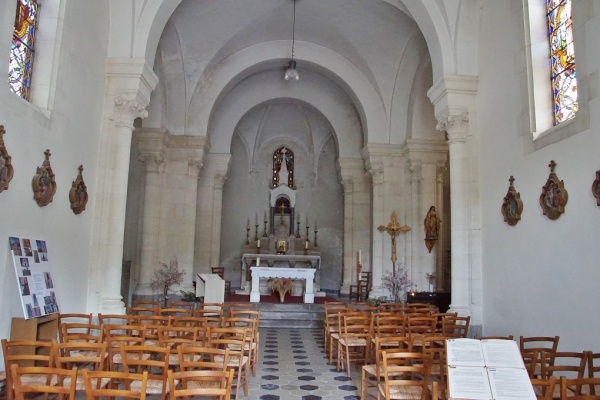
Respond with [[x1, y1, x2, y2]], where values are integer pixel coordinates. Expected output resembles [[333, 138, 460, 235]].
[[424, 206, 441, 240]]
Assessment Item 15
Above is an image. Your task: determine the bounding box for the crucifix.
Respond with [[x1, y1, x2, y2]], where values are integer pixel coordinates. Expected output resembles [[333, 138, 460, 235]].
[[377, 211, 411, 274]]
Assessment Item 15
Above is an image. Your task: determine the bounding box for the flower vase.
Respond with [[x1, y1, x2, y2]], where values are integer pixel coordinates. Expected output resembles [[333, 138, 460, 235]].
[[399, 289, 408, 307], [278, 289, 288, 303]]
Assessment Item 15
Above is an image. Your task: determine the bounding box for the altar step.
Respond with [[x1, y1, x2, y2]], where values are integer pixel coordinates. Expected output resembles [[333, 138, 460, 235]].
[[253, 303, 325, 329]]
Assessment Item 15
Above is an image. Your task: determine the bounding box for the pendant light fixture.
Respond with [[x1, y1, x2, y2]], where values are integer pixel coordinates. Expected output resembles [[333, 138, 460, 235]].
[[284, 0, 299, 81]]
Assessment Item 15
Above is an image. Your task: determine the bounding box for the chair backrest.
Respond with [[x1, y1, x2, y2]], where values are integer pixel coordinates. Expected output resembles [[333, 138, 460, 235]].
[[127, 306, 158, 316], [133, 300, 160, 309], [531, 376, 557, 400], [168, 369, 234, 399], [381, 350, 432, 400], [98, 313, 134, 326], [178, 346, 230, 372], [82, 369, 148, 400], [407, 315, 437, 335], [442, 316, 471, 338], [120, 345, 170, 398], [588, 351, 600, 379], [519, 336, 560, 355], [543, 351, 588, 380], [2, 338, 54, 400], [58, 313, 93, 341], [60, 322, 103, 343], [10, 364, 77, 400], [519, 336, 560, 378], [560, 376, 600, 400], [167, 301, 195, 311], [102, 324, 147, 370], [52, 341, 107, 372], [158, 308, 192, 318]]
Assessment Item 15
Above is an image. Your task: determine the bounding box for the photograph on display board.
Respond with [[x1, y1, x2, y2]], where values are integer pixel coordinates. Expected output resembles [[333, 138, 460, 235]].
[[9, 236, 22, 256], [8, 236, 60, 319]]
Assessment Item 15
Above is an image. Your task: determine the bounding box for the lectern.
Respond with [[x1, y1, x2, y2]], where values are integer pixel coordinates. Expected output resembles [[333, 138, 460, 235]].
[[196, 273, 225, 304]]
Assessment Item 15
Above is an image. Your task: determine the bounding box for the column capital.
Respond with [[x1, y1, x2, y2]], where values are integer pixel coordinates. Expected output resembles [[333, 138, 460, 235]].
[[408, 159, 422, 182], [341, 178, 354, 193], [138, 152, 164, 173], [114, 95, 149, 128], [214, 173, 227, 189], [368, 164, 385, 185], [436, 112, 469, 143], [188, 158, 204, 177]]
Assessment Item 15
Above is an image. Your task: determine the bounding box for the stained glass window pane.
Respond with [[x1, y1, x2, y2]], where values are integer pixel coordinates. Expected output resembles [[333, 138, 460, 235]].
[[547, 0, 577, 125], [8, 0, 40, 100]]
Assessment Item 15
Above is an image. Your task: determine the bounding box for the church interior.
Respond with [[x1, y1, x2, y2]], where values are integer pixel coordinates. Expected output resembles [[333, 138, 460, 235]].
[[1, 0, 600, 375]]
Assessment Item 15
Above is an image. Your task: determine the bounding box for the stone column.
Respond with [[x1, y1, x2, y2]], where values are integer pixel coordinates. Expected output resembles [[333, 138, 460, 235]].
[[182, 158, 203, 291], [91, 59, 158, 314], [101, 96, 151, 313], [210, 173, 227, 268], [367, 164, 385, 298], [340, 178, 354, 294], [136, 142, 165, 295], [428, 74, 481, 325], [438, 113, 471, 315]]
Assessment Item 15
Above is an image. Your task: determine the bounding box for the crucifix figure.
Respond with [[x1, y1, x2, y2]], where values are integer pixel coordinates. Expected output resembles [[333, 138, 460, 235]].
[[377, 212, 411, 273]]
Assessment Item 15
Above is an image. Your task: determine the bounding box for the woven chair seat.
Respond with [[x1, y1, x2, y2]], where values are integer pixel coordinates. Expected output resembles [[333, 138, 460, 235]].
[[378, 382, 424, 400]]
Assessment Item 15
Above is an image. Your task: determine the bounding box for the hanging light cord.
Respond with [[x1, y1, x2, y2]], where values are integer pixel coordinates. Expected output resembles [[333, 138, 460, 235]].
[[291, 0, 296, 60]]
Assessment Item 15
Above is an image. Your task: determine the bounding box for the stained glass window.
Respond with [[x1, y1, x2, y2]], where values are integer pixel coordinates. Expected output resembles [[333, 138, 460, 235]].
[[8, 0, 40, 100], [547, 0, 577, 125]]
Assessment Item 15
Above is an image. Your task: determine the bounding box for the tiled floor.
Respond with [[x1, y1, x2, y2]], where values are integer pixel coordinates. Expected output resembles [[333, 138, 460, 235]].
[[248, 327, 363, 400]]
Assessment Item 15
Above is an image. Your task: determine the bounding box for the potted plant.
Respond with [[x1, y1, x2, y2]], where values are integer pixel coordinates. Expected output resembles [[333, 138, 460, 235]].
[[150, 257, 186, 307], [267, 278, 294, 303]]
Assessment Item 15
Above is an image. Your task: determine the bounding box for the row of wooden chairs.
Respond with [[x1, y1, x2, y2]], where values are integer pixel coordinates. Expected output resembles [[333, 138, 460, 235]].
[[9, 364, 235, 400]]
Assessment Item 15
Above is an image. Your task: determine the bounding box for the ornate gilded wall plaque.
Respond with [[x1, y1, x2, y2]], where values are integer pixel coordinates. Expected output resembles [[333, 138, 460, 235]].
[[501, 176, 523, 226], [32, 149, 57, 207], [539, 160, 568, 220], [593, 170, 600, 206], [69, 165, 88, 214], [0, 125, 14, 193]]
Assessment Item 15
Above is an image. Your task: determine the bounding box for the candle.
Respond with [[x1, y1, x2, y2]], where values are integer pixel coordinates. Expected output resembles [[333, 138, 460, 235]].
[[256, 257, 260, 265], [257, 239, 261, 248], [358, 249, 362, 265], [304, 240, 309, 250]]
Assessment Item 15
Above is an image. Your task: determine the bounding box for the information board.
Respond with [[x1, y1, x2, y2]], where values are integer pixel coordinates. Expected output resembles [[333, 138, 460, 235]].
[[9, 236, 60, 319]]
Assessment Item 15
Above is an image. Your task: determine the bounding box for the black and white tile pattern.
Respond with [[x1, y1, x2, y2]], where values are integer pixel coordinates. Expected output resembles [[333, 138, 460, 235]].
[[248, 328, 362, 400]]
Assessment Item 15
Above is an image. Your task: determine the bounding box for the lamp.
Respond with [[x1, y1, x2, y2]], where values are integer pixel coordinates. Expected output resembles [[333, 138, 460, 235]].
[[284, 0, 299, 81]]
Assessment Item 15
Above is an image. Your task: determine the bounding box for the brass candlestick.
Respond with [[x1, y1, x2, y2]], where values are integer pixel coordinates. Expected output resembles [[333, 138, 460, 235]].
[[246, 227, 250, 245], [263, 219, 268, 237], [296, 220, 301, 238], [314, 229, 318, 247], [254, 224, 259, 241]]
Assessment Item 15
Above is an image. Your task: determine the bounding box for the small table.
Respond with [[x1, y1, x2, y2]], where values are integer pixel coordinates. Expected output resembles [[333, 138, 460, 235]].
[[250, 267, 317, 303]]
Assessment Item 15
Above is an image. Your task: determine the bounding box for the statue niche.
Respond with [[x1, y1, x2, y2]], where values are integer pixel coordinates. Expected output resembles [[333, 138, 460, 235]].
[[272, 147, 294, 188]]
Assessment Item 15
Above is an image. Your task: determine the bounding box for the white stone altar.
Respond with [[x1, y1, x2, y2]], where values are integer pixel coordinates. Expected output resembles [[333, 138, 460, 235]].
[[240, 253, 323, 296], [250, 267, 317, 303]]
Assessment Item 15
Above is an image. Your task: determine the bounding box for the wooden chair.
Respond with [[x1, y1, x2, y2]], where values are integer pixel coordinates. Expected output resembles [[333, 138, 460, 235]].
[[133, 314, 172, 346], [97, 313, 134, 326], [57, 313, 93, 342], [212, 267, 231, 295], [127, 306, 159, 317], [560, 376, 600, 400], [222, 316, 260, 377], [168, 369, 234, 399], [361, 335, 414, 400], [337, 313, 371, 375], [379, 350, 432, 400], [157, 325, 199, 370], [349, 271, 372, 302], [441, 315, 470, 338], [51, 341, 109, 391], [208, 326, 250, 400], [2, 339, 54, 400], [120, 344, 171, 400], [531, 376, 557, 400], [82, 369, 148, 400], [133, 300, 161, 309], [543, 351, 589, 398], [10, 364, 77, 400], [167, 301, 195, 311], [102, 324, 147, 371], [223, 303, 253, 317], [520, 336, 560, 378], [158, 308, 192, 318], [178, 346, 230, 373], [323, 303, 347, 356], [60, 322, 103, 344], [431, 312, 458, 334]]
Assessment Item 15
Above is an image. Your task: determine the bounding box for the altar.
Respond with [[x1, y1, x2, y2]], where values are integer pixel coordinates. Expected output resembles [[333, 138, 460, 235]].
[[250, 267, 317, 303], [240, 253, 323, 295]]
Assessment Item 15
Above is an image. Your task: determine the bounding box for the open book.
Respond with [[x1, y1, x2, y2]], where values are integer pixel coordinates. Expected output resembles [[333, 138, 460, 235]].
[[446, 338, 535, 400]]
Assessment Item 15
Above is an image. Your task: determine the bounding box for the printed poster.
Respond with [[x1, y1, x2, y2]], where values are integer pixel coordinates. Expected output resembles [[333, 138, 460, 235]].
[[9, 236, 60, 319]]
